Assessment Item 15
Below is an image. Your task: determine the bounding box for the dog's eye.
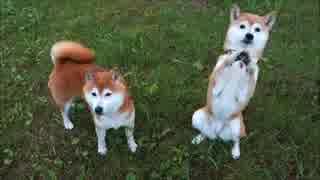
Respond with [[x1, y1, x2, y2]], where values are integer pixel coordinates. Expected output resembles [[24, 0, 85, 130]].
[[91, 92, 97, 96], [105, 92, 112, 97], [255, 27, 261, 32], [240, 24, 246, 29]]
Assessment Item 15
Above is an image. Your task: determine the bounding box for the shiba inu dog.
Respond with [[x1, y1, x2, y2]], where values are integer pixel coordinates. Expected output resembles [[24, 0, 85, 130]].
[[191, 5, 277, 159], [48, 41, 137, 155]]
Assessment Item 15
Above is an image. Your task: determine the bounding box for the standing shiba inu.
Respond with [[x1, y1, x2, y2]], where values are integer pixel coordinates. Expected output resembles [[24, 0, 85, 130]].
[[191, 4, 276, 159], [48, 41, 137, 155]]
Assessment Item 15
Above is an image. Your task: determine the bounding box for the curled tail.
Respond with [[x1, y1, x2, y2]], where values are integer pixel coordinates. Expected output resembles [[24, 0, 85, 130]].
[[50, 41, 95, 65]]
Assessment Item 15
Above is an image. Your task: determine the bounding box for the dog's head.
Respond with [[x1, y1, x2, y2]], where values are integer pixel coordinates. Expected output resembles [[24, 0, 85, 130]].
[[83, 70, 126, 116], [224, 4, 277, 59]]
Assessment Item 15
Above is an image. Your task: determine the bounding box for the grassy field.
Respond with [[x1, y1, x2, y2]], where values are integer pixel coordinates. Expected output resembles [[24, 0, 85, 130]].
[[1, 0, 319, 179]]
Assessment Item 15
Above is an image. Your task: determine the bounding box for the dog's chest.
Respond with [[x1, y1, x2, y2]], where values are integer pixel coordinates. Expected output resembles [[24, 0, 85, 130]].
[[212, 64, 250, 119], [94, 112, 131, 129]]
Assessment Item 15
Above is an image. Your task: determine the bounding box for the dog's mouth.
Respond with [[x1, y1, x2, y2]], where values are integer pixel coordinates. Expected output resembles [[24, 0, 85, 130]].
[[242, 39, 253, 45], [95, 113, 104, 116]]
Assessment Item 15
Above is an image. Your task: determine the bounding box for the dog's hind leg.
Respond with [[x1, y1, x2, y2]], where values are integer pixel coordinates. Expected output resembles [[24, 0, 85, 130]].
[[191, 108, 214, 144], [61, 99, 74, 130], [230, 115, 242, 159]]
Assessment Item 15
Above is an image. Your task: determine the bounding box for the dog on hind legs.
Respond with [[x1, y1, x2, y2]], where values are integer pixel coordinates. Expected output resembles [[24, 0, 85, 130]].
[[191, 51, 257, 159], [48, 41, 138, 155], [191, 5, 277, 159]]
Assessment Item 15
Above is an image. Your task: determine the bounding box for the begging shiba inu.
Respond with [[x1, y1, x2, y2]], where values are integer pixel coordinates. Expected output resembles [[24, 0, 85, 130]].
[[48, 41, 137, 155], [191, 4, 277, 159]]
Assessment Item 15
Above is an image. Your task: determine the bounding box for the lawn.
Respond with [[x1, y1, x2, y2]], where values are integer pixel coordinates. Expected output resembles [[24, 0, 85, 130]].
[[0, 0, 319, 179]]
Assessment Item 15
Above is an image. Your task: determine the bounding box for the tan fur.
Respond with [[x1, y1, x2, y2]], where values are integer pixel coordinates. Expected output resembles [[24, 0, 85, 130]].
[[50, 41, 95, 65], [239, 113, 246, 137], [205, 74, 215, 113], [238, 13, 266, 27], [48, 62, 102, 109]]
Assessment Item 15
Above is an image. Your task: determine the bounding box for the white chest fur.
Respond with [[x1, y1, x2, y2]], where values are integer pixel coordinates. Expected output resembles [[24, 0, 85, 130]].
[[94, 111, 134, 130], [212, 61, 254, 120]]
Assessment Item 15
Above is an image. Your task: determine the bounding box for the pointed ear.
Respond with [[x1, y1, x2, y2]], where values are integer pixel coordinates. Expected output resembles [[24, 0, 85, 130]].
[[85, 71, 93, 82], [230, 4, 240, 22], [111, 69, 120, 82], [264, 11, 277, 29]]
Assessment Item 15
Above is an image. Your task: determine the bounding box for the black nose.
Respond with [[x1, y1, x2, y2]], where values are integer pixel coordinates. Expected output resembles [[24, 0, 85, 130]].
[[94, 106, 103, 115], [245, 33, 254, 41]]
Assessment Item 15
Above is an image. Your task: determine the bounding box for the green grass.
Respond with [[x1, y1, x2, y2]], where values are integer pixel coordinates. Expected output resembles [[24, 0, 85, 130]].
[[1, 0, 319, 179]]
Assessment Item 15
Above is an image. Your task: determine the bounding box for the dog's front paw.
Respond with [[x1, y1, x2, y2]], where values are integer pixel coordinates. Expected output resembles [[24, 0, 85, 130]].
[[128, 141, 138, 153], [235, 51, 250, 65], [231, 146, 240, 160], [98, 147, 107, 155], [63, 120, 74, 130]]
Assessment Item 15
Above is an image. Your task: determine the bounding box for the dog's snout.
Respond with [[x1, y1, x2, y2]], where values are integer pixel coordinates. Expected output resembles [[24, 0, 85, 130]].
[[94, 106, 103, 115], [245, 33, 254, 41]]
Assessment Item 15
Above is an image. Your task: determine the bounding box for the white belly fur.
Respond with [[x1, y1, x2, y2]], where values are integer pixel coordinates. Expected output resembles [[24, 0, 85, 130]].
[[209, 61, 251, 140], [192, 56, 258, 159], [212, 61, 251, 120]]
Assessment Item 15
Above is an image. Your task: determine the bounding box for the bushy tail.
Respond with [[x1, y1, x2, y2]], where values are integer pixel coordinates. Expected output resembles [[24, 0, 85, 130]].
[[50, 41, 95, 65]]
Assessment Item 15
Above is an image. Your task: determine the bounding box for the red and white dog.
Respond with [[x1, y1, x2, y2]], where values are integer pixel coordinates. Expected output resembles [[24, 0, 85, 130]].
[[48, 41, 137, 155], [191, 4, 276, 159]]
